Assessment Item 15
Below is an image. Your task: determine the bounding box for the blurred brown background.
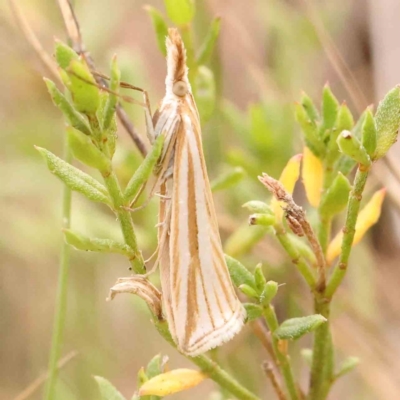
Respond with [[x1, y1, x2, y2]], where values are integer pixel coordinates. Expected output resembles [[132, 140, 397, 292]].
[[1, 0, 400, 399]]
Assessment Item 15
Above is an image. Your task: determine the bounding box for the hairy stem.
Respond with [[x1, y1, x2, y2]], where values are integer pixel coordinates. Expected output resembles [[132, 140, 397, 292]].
[[102, 171, 145, 274], [263, 305, 300, 400], [155, 320, 260, 400], [44, 141, 73, 400]]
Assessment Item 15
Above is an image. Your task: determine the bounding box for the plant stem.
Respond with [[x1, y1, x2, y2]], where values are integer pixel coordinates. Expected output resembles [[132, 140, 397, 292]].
[[275, 226, 316, 289], [263, 305, 300, 400], [43, 142, 73, 400], [102, 171, 145, 274], [317, 216, 331, 255], [154, 320, 260, 400], [325, 167, 369, 297]]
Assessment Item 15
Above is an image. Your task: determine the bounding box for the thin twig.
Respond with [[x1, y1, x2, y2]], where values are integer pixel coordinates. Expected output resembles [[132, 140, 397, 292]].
[[251, 320, 278, 367], [13, 351, 78, 400], [259, 173, 326, 290], [56, 0, 148, 156], [8, 0, 59, 80], [262, 361, 287, 400]]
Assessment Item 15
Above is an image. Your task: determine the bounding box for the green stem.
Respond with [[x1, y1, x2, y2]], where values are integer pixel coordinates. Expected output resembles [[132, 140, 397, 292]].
[[103, 171, 145, 274], [155, 320, 260, 400], [44, 141, 73, 400], [263, 305, 300, 400], [275, 226, 316, 289], [325, 167, 369, 297], [317, 216, 331, 256]]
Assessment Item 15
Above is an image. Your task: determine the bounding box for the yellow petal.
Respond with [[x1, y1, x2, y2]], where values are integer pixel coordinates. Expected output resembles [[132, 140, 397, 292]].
[[302, 146, 323, 207], [138, 368, 207, 396], [327, 188, 386, 264], [271, 154, 302, 221]]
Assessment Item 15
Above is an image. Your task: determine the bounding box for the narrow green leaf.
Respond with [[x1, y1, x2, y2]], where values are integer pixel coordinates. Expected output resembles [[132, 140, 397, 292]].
[[224, 255, 256, 289], [300, 92, 319, 122], [295, 103, 325, 157], [164, 0, 195, 25], [362, 108, 377, 157], [248, 213, 275, 226], [211, 166, 245, 192], [94, 376, 126, 400], [239, 284, 259, 299], [254, 264, 267, 293], [124, 135, 165, 205], [54, 40, 79, 69], [319, 172, 351, 217], [36, 146, 111, 205], [64, 229, 134, 256], [44, 78, 92, 135], [321, 84, 339, 134], [144, 6, 168, 56], [194, 66, 216, 121], [244, 303, 263, 321], [242, 200, 273, 214], [274, 314, 327, 340], [337, 130, 370, 166], [196, 18, 221, 65], [102, 56, 121, 131], [335, 356, 360, 379], [261, 281, 278, 305], [65, 59, 100, 115], [374, 85, 400, 159], [146, 354, 165, 379], [67, 126, 111, 171]]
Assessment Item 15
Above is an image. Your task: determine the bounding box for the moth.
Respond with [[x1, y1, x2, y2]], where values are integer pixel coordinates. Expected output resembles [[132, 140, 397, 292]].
[[143, 28, 245, 356]]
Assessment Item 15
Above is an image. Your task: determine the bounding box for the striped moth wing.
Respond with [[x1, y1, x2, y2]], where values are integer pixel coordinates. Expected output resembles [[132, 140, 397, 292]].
[[155, 28, 245, 356]]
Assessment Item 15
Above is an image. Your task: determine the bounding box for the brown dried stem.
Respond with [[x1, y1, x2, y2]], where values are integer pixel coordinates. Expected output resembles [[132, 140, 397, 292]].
[[262, 361, 287, 400]]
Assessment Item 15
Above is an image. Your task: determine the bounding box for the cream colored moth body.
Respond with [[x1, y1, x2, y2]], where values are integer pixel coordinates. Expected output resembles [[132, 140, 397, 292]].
[[148, 28, 245, 356]]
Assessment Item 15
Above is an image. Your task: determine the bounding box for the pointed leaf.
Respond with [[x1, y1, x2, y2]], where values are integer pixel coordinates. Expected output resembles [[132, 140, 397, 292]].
[[144, 6, 169, 56], [55, 40, 79, 69], [319, 172, 351, 218], [274, 314, 327, 340], [337, 130, 370, 166], [196, 18, 221, 65], [225, 255, 256, 289], [362, 108, 377, 157], [64, 230, 134, 256], [36, 146, 111, 205], [300, 92, 319, 122], [102, 56, 121, 131], [374, 85, 400, 159], [244, 303, 263, 321], [164, 0, 195, 25], [321, 84, 339, 134], [146, 354, 168, 379], [261, 281, 278, 305], [254, 264, 267, 293], [138, 369, 206, 396], [94, 376, 126, 400]]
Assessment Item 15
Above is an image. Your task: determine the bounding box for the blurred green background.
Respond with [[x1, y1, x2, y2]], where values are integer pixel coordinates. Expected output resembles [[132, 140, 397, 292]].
[[2, 0, 400, 399]]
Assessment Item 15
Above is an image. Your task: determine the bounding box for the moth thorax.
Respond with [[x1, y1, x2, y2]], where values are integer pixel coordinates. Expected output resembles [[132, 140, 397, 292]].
[[172, 80, 188, 97]]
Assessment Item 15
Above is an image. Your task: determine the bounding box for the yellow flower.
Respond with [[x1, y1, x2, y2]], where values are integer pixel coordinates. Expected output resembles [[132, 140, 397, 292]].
[[271, 154, 302, 222], [302, 146, 324, 207], [327, 188, 386, 264], [138, 369, 207, 396]]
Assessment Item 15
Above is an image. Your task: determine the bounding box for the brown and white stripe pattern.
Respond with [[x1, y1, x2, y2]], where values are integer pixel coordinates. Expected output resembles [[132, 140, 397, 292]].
[[153, 29, 245, 356]]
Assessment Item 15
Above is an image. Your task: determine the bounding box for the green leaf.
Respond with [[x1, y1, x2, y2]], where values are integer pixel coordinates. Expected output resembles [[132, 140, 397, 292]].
[[335, 356, 360, 379], [211, 166, 245, 192], [44, 78, 92, 135], [244, 303, 263, 321], [225, 255, 256, 289], [300, 92, 319, 122], [94, 376, 126, 400], [64, 230, 134, 256], [102, 56, 121, 131], [239, 284, 259, 299], [67, 126, 111, 171], [274, 314, 327, 340], [337, 130, 370, 166], [319, 172, 351, 217], [321, 84, 339, 134], [36, 146, 111, 205], [374, 85, 400, 159], [295, 103, 325, 157], [362, 108, 377, 157], [164, 0, 195, 25], [248, 213, 275, 226], [194, 66, 216, 121], [196, 18, 221, 65], [54, 40, 79, 69], [144, 6, 168, 56], [124, 135, 165, 205], [261, 281, 278, 305], [242, 200, 272, 214], [65, 59, 100, 115], [146, 354, 166, 379], [253, 264, 267, 293]]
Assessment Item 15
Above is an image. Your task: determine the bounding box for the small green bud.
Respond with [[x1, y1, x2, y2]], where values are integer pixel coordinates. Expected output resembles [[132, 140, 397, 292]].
[[362, 108, 377, 157], [239, 284, 259, 299], [320, 83, 339, 134], [263, 281, 278, 305], [300, 91, 319, 122], [54, 40, 79, 69], [254, 264, 267, 293], [337, 130, 371, 166], [248, 213, 275, 226], [319, 172, 351, 217]]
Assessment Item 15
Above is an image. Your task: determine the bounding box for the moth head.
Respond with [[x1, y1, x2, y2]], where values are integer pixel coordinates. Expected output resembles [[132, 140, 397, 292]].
[[172, 80, 189, 97]]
